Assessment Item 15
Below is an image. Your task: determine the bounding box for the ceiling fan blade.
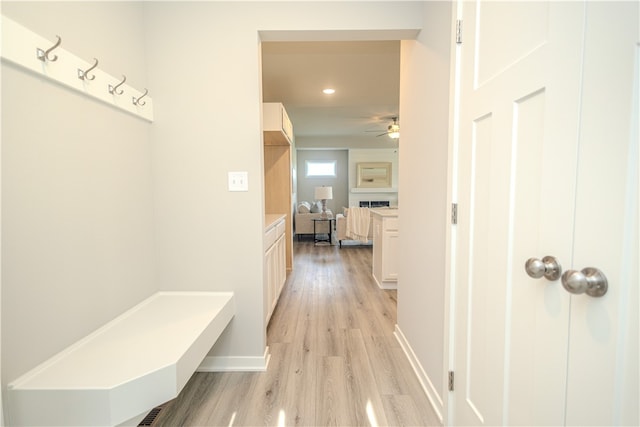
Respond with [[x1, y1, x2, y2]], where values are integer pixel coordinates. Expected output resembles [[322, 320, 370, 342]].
[[365, 116, 400, 137]]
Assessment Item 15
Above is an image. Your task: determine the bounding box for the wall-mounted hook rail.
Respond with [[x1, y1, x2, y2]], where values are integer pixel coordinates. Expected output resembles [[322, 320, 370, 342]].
[[2, 16, 153, 121], [78, 58, 99, 81], [109, 75, 126, 95], [36, 35, 62, 62], [133, 88, 148, 106]]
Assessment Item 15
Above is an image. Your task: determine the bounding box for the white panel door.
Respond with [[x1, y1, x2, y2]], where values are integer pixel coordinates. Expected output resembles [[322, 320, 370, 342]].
[[453, 2, 584, 424], [564, 3, 639, 425], [452, 1, 639, 425]]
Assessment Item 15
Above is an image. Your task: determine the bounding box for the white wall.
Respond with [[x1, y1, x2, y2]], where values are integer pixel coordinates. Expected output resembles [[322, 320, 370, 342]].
[[297, 135, 398, 150], [1, 2, 156, 385], [348, 148, 399, 207], [296, 150, 348, 214], [397, 1, 453, 421]]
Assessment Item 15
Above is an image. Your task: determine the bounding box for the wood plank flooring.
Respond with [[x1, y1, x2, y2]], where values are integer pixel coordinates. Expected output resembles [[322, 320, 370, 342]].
[[152, 240, 439, 426]]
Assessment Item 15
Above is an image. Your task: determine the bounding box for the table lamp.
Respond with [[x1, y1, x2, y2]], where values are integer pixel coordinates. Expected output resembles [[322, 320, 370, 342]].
[[314, 186, 333, 218]]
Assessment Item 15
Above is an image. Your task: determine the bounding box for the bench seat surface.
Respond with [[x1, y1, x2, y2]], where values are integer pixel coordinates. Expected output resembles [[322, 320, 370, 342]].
[[8, 291, 235, 426]]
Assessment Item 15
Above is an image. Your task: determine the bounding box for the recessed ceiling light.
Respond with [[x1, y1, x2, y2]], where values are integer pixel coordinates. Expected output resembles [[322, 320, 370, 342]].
[[322, 88, 335, 95]]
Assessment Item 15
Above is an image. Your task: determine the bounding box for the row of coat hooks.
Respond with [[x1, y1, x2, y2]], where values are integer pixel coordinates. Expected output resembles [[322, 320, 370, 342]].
[[37, 35, 149, 107]]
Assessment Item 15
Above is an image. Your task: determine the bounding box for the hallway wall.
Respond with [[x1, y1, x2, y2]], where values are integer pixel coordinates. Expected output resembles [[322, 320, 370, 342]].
[[397, 2, 454, 422], [143, 1, 423, 362], [1, 2, 156, 385]]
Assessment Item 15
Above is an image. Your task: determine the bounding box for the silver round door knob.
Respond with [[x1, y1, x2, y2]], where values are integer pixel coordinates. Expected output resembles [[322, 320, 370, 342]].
[[561, 267, 608, 297], [525, 256, 562, 281]]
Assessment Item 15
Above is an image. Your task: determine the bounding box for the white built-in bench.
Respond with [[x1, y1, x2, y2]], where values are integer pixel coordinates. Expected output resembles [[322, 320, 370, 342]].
[[7, 291, 235, 426]]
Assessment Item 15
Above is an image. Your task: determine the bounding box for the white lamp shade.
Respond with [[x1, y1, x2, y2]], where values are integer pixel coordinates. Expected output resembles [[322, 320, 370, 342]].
[[314, 186, 333, 200]]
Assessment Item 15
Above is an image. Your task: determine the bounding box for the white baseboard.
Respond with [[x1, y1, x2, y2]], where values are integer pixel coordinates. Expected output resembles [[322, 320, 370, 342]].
[[372, 274, 398, 290], [394, 325, 444, 424], [197, 346, 271, 372]]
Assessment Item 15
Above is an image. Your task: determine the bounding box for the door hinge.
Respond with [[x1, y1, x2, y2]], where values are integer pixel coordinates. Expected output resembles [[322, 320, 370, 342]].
[[448, 371, 455, 391], [451, 203, 458, 225], [456, 19, 463, 44]]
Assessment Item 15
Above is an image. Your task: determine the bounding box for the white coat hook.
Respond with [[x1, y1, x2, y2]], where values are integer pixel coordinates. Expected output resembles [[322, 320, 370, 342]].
[[37, 35, 62, 62], [78, 58, 99, 81], [109, 75, 126, 95], [133, 88, 148, 106]]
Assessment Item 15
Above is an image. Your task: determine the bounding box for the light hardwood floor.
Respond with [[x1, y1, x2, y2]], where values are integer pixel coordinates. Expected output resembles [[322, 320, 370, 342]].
[[152, 240, 440, 426]]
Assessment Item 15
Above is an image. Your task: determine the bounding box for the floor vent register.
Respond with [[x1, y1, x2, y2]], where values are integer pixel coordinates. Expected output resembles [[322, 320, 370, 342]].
[[138, 407, 163, 426]]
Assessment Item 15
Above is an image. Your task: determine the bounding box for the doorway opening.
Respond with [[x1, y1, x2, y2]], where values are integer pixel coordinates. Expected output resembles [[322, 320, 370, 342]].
[[260, 40, 401, 251]]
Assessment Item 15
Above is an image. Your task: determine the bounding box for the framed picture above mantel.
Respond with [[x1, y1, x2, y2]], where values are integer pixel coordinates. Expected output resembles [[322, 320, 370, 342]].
[[356, 162, 392, 188]]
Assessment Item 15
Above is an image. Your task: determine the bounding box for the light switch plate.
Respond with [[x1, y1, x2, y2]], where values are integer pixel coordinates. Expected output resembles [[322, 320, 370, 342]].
[[228, 171, 248, 191]]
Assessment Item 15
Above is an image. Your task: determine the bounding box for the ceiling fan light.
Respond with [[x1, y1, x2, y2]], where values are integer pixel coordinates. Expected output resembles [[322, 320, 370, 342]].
[[387, 122, 400, 139]]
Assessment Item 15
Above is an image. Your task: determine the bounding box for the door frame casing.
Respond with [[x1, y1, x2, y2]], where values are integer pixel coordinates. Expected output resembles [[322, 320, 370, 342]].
[[443, 1, 463, 425]]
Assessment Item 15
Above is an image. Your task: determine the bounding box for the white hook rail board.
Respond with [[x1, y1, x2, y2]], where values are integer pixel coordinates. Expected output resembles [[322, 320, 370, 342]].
[[1, 16, 154, 122]]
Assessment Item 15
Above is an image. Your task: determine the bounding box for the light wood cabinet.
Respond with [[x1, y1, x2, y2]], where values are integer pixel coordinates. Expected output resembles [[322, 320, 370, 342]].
[[263, 102, 294, 271], [265, 216, 286, 323], [372, 209, 399, 289], [263, 102, 293, 145], [263, 103, 293, 324]]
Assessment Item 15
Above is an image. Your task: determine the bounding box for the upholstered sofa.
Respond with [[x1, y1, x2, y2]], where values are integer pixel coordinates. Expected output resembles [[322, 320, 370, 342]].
[[335, 208, 374, 247], [294, 201, 333, 238]]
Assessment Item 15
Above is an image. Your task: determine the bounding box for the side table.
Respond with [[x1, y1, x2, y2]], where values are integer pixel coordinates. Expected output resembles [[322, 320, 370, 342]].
[[312, 218, 334, 245]]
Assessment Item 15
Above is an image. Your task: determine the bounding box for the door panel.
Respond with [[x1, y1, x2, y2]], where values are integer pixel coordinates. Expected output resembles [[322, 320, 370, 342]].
[[464, 112, 504, 425], [507, 89, 568, 426], [475, 2, 549, 88], [454, 2, 584, 425], [565, 3, 639, 425]]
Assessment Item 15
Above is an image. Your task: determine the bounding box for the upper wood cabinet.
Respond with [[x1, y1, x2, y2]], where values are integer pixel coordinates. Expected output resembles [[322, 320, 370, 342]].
[[263, 102, 293, 145], [263, 102, 294, 271]]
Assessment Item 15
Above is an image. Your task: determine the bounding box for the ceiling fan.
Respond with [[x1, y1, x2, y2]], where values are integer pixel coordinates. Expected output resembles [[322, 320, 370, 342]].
[[366, 116, 400, 139]]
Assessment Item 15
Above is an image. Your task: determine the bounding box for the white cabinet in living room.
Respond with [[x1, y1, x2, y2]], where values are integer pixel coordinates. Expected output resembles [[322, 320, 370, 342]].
[[265, 215, 286, 323], [372, 209, 399, 289]]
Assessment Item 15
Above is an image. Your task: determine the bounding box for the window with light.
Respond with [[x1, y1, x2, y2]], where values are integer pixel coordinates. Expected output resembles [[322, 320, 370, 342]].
[[305, 160, 336, 177]]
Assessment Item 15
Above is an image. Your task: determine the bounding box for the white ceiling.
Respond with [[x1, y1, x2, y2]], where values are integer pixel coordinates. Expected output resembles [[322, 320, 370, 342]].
[[261, 41, 401, 148]]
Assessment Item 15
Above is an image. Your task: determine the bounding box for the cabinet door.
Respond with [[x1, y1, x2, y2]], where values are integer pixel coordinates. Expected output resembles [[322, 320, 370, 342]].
[[381, 229, 399, 282], [265, 244, 277, 323], [276, 234, 286, 295], [372, 216, 381, 279]]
